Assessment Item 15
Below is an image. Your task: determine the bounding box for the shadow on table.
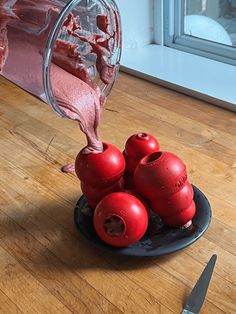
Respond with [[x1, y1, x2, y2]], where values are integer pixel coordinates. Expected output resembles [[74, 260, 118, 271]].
[[0, 195, 179, 273]]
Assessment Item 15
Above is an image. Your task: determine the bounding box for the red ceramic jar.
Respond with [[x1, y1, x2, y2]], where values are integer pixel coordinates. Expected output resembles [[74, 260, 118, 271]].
[[93, 192, 148, 247]]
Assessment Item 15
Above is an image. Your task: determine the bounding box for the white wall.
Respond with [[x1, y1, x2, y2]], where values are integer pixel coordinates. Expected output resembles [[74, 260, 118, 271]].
[[115, 0, 154, 50]]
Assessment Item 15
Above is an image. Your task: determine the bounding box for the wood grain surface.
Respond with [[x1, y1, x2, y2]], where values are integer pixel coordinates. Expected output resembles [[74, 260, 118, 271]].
[[0, 73, 235, 314]]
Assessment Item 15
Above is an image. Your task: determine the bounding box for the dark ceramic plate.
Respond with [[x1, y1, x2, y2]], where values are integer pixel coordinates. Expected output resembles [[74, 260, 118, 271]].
[[74, 185, 211, 257]]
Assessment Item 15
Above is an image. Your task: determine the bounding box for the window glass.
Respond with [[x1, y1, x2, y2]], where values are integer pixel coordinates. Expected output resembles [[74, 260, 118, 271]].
[[184, 0, 236, 47]]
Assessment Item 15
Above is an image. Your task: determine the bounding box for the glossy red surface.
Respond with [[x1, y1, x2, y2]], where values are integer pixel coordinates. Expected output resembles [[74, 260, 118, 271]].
[[123, 132, 160, 189], [93, 192, 148, 247], [124, 132, 160, 172], [134, 151, 187, 199], [122, 189, 151, 217], [151, 180, 194, 216], [75, 142, 125, 186], [162, 200, 196, 227], [123, 150, 138, 174], [133, 151, 196, 226], [125, 133, 160, 159], [81, 177, 124, 208]]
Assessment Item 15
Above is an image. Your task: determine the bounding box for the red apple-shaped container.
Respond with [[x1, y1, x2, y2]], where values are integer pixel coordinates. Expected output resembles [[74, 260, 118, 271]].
[[134, 151, 187, 200], [93, 192, 148, 247]]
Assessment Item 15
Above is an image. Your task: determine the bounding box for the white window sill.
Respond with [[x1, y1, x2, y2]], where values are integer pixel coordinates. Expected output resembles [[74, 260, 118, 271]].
[[120, 44, 236, 112]]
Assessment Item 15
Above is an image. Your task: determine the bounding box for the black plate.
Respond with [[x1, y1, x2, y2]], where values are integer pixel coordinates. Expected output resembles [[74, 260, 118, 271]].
[[74, 185, 211, 257]]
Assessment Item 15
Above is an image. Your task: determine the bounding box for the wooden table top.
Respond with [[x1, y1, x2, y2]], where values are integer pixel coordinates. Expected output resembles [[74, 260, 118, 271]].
[[0, 73, 235, 314]]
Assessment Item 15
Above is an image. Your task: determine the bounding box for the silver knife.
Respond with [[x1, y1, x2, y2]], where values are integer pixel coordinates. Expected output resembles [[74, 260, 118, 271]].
[[181, 254, 217, 314]]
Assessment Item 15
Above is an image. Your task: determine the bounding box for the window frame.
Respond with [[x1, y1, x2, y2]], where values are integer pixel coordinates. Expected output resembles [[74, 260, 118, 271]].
[[116, 0, 236, 111], [163, 0, 236, 66]]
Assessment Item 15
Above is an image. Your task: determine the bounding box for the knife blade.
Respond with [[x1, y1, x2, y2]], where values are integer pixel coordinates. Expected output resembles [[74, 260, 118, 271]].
[[181, 254, 217, 314]]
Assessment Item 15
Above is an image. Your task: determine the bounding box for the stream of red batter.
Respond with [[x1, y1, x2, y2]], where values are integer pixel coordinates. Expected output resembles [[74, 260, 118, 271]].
[[0, 0, 119, 172]]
